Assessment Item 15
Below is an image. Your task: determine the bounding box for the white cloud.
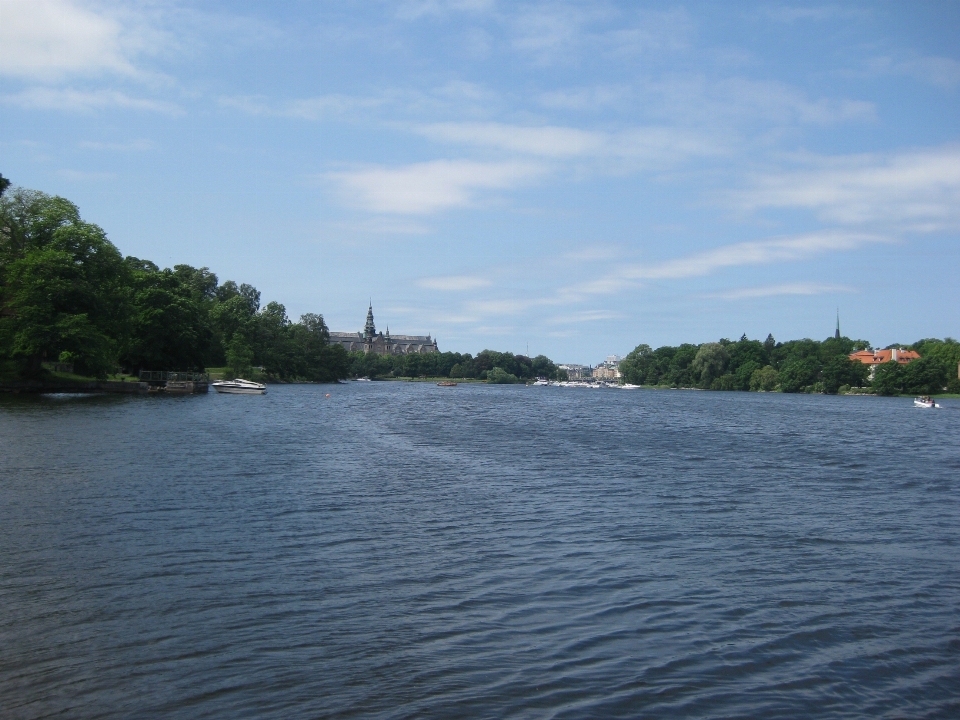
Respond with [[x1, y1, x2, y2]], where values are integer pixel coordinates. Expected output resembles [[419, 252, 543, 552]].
[[868, 55, 960, 90], [537, 85, 629, 110], [547, 310, 622, 324], [395, 0, 494, 20], [79, 139, 154, 151], [415, 121, 727, 167], [645, 75, 875, 127], [629, 232, 886, 281], [710, 282, 856, 300], [218, 94, 385, 120], [0, 0, 141, 80], [734, 145, 960, 230], [57, 168, 115, 181], [418, 275, 492, 291], [2, 87, 182, 114], [328, 159, 544, 214], [555, 231, 888, 302], [416, 122, 604, 157]]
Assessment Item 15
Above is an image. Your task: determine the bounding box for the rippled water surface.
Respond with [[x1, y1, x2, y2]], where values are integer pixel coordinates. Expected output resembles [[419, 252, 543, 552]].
[[2, 383, 959, 719]]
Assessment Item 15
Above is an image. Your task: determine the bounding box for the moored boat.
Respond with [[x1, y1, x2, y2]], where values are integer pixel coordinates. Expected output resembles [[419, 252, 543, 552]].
[[212, 378, 267, 394], [437, 381, 457, 387]]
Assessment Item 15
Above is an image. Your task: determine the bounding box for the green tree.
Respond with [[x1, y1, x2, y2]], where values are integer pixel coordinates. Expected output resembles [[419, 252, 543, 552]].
[[0, 219, 128, 377], [778, 358, 819, 393], [749, 365, 779, 391], [487, 366, 518, 384], [225, 334, 253, 378], [821, 356, 869, 394], [122, 262, 212, 373], [692, 342, 729, 387], [871, 361, 904, 396]]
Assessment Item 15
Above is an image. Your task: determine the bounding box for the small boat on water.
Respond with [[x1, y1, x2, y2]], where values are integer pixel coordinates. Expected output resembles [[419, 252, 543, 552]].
[[532, 378, 550, 386], [212, 378, 267, 395], [914, 396, 941, 408], [620, 383, 641, 390], [437, 381, 457, 387]]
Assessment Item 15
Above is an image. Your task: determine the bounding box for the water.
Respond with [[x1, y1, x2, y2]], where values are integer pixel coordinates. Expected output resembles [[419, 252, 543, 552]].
[[1, 384, 959, 719]]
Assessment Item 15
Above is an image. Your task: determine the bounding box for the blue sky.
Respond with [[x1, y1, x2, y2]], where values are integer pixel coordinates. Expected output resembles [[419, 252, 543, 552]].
[[2, 0, 958, 363]]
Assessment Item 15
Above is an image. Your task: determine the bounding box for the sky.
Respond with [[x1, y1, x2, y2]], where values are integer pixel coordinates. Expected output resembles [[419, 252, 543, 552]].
[[1, 0, 959, 363]]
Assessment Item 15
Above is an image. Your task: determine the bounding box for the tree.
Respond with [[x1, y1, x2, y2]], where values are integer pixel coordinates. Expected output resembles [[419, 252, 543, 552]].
[[778, 358, 819, 393], [871, 361, 904, 396], [821, 356, 868, 394], [487, 366, 518, 384], [749, 365, 779, 391], [122, 264, 212, 372], [0, 219, 128, 377], [692, 342, 729, 387]]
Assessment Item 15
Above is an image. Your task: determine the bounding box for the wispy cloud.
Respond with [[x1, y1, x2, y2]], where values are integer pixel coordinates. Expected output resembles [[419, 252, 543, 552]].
[[733, 144, 960, 231], [57, 169, 116, 181], [537, 85, 629, 110], [416, 122, 603, 158], [328, 159, 545, 214], [418, 275, 492, 291], [78, 139, 155, 151], [547, 310, 622, 324], [630, 232, 887, 281], [415, 121, 728, 168], [218, 94, 386, 120], [867, 55, 960, 90], [555, 231, 889, 301], [644, 75, 875, 127], [395, 0, 495, 20], [710, 282, 856, 300], [2, 87, 182, 115]]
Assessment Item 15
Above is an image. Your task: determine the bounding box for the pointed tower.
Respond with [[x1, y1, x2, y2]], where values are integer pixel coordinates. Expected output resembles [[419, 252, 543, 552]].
[[835, 309, 840, 340], [364, 303, 376, 340]]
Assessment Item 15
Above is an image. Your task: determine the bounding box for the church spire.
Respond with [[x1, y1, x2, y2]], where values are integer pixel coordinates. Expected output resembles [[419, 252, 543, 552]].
[[835, 308, 840, 340], [364, 302, 376, 340]]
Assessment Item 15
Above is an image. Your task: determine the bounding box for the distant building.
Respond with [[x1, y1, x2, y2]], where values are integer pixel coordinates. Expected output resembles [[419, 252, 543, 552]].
[[559, 364, 591, 380], [592, 355, 622, 381], [849, 348, 920, 379], [328, 304, 438, 355], [592, 364, 620, 381]]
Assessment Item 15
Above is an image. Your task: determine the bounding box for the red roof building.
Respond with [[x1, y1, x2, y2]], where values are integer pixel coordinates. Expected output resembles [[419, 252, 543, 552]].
[[849, 348, 921, 366]]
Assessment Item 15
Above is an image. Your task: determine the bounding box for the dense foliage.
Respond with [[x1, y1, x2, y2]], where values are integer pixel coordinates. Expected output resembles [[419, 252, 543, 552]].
[[0, 183, 349, 381], [620, 334, 960, 395], [347, 348, 565, 381]]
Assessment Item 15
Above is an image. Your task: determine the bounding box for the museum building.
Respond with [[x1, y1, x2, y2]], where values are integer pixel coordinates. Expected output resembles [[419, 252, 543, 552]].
[[328, 304, 438, 355]]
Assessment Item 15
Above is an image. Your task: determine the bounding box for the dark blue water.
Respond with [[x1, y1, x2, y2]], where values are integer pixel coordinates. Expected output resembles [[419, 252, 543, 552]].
[[1, 383, 959, 719]]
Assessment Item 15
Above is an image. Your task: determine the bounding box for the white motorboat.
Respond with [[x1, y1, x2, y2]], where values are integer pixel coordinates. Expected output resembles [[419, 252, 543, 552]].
[[620, 383, 641, 390], [913, 397, 940, 408], [532, 378, 550, 386], [212, 378, 267, 394]]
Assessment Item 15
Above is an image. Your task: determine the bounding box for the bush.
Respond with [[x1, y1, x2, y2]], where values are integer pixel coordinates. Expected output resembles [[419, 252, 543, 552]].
[[487, 366, 518, 384], [749, 365, 779, 391]]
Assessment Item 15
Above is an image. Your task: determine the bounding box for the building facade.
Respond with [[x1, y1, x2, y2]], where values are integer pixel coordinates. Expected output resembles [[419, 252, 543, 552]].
[[328, 304, 438, 356], [849, 347, 920, 379]]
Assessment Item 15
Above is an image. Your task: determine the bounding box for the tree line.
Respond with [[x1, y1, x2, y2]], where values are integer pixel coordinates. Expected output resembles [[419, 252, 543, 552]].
[[619, 334, 960, 396], [0, 181, 348, 381], [348, 348, 565, 382]]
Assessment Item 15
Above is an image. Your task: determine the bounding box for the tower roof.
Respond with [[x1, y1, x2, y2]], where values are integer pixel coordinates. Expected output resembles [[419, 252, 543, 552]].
[[364, 303, 376, 339]]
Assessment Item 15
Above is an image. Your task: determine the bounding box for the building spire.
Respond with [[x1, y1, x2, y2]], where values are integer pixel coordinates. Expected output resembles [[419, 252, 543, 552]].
[[835, 308, 840, 340], [364, 302, 376, 340]]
